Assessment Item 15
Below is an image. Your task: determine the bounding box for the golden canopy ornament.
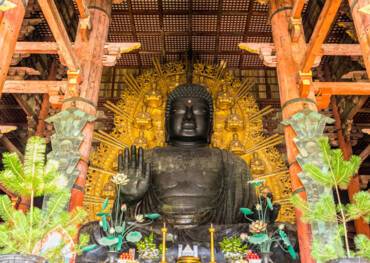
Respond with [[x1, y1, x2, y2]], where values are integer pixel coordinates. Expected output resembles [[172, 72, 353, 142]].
[[84, 59, 295, 223]]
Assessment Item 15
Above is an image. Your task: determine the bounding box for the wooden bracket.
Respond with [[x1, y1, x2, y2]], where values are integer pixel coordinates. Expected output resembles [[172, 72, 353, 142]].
[[67, 70, 82, 98], [102, 42, 141, 66], [316, 88, 332, 110], [298, 71, 313, 97], [78, 16, 91, 42], [289, 17, 302, 42]]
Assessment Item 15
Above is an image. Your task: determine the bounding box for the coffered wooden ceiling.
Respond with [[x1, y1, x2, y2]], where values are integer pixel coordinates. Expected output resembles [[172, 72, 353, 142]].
[[25, 0, 354, 69]]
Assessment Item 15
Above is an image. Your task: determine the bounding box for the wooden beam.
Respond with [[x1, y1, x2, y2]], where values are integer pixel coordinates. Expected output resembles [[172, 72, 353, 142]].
[[15, 41, 59, 54], [15, 41, 141, 54], [301, 0, 342, 72], [0, 135, 23, 160], [13, 94, 36, 119], [2, 80, 67, 94], [345, 96, 368, 120], [35, 62, 56, 137], [292, 0, 306, 19], [360, 144, 370, 162], [313, 82, 370, 95], [239, 43, 362, 56], [75, 0, 90, 18], [0, 0, 26, 94], [37, 0, 80, 72]]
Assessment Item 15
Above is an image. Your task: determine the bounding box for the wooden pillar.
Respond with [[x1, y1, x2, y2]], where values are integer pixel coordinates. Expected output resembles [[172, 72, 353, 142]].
[[66, 0, 112, 211], [331, 97, 370, 237], [348, 0, 370, 77], [0, 0, 26, 94], [35, 62, 56, 136], [270, 1, 316, 262]]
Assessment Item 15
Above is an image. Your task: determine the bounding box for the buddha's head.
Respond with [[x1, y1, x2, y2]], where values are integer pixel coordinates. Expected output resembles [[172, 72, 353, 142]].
[[165, 84, 213, 146]]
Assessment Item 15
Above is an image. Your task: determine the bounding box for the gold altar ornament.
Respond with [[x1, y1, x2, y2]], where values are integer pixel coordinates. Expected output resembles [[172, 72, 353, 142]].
[[177, 256, 201, 263], [209, 224, 216, 263], [84, 59, 295, 224], [161, 223, 167, 263]]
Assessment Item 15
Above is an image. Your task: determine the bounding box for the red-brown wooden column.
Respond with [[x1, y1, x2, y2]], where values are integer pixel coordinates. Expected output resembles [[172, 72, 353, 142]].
[[0, 0, 26, 94], [66, 0, 112, 211], [270, 1, 316, 262]]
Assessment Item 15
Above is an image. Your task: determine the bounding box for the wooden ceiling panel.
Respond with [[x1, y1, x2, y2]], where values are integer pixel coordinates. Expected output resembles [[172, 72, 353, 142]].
[[220, 15, 248, 32], [244, 35, 272, 42], [165, 54, 181, 62], [162, 0, 189, 11], [140, 53, 160, 66], [116, 53, 138, 67], [108, 34, 135, 43], [112, 2, 129, 11], [248, 15, 271, 33], [241, 54, 264, 68], [192, 36, 217, 51], [219, 36, 244, 51], [163, 15, 188, 32], [131, 0, 158, 11], [252, 1, 269, 12], [133, 15, 161, 32], [222, 0, 250, 11], [137, 35, 162, 51], [110, 15, 132, 32], [193, 0, 219, 11], [197, 54, 216, 65], [218, 54, 240, 67], [165, 35, 189, 52], [192, 15, 218, 32]]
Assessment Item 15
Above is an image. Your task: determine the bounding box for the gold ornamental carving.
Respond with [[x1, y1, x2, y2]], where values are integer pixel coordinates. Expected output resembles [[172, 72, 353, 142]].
[[84, 60, 295, 224]]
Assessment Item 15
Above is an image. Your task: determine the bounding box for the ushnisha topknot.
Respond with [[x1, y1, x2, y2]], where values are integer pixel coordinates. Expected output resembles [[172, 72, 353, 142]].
[[165, 83, 214, 124]]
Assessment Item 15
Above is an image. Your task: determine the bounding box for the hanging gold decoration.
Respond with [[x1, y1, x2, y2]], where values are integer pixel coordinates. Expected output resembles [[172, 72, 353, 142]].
[[84, 59, 295, 223]]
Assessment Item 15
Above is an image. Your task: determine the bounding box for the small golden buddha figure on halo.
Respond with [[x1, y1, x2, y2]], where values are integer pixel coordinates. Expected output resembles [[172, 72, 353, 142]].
[[229, 132, 245, 155], [216, 85, 233, 111], [144, 83, 163, 108], [250, 152, 266, 176], [133, 130, 148, 149], [134, 106, 152, 130], [226, 107, 244, 131]]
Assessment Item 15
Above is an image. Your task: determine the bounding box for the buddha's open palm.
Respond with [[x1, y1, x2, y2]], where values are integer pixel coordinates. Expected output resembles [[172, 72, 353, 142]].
[[118, 145, 150, 203]]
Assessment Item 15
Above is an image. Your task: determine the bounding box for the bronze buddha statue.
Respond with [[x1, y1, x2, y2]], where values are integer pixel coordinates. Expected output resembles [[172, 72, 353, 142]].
[[117, 84, 255, 238]]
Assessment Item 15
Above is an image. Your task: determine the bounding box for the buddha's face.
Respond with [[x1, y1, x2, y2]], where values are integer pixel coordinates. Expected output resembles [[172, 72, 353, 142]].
[[168, 97, 211, 145]]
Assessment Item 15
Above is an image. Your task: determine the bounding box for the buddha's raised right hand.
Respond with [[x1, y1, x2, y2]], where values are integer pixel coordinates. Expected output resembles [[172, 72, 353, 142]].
[[118, 145, 150, 203]]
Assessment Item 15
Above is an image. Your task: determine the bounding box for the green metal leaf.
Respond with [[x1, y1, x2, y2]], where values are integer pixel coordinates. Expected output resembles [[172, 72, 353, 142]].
[[240, 207, 253, 216], [96, 212, 111, 217], [248, 233, 269, 244], [116, 235, 123, 251], [102, 198, 109, 210], [115, 226, 123, 233], [98, 236, 119, 247], [287, 245, 298, 260], [126, 231, 142, 243], [144, 213, 160, 220], [81, 244, 98, 252], [249, 179, 265, 186], [266, 197, 273, 210], [102, 216, 109, 232]]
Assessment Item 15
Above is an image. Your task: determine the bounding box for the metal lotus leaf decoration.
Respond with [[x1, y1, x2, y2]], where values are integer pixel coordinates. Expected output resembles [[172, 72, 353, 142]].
[[46, 108, 96, 189], [282, 109, 341, 254]]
